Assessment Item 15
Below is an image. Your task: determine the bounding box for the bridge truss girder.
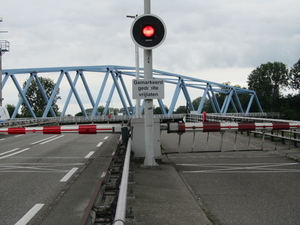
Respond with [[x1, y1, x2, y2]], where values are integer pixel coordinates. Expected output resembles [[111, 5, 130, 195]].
[[2, 65, 263, 118]]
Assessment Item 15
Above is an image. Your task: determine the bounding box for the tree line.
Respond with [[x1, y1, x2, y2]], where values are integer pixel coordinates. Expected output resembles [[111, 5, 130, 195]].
[[247, 60, 300, 120], [5, 59, 300, 120]]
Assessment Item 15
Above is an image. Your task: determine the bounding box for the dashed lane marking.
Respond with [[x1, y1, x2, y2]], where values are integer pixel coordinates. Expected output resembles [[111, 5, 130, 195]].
[[96, 142, 103, 147], [15, 203, 44, 225], [60, 167, 79, 182], [84, 151, 95, 159]]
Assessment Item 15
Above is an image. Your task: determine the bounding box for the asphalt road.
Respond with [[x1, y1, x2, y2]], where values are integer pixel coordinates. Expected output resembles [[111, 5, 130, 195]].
[[0, 130, 120, 225], [161, 131, 300, 225]]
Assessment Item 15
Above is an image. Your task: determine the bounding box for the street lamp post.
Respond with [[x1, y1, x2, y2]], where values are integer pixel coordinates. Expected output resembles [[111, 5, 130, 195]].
[[126, 14, 141, 118], [0, 18, 10, 107]]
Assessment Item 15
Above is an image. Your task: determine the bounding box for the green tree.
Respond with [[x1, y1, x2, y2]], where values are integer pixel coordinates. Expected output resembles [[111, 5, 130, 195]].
[[175, 105, 187, 114], [290, 59, 300, 90], [97, 106, 105, 115], [21, 77, 61, 117], [75, 112, 83, 116], [153, 105, 169, 114], [109, 107, 119, 115], [75, 105, 111, 116], [5, 104, 18, 117], [119, 107, 134, 115], [192, 96, 213, 112], [279, 94, 300, 120], [247, 62, 289, 112]]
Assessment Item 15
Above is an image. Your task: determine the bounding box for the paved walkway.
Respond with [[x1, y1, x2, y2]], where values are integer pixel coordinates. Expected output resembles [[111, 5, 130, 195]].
[[126, 156, 213, 225], [126, 131, 300, 224]]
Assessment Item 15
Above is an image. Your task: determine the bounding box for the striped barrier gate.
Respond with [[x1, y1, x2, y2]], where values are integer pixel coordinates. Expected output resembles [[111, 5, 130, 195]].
[[0, 124, 122, 135], [168, 122, 300, 133], [1, 122, 300, 135]]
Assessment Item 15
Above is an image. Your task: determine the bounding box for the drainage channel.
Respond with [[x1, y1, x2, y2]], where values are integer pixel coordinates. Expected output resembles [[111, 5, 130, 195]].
[[79, 137, 133, 225]]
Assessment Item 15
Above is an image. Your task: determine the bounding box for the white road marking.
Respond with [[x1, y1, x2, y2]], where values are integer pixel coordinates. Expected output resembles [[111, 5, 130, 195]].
[[96, 142, 103, 147], [60, 167, 79, 182], [84, 151, 95, 159], [180, 163, 300, 174], [30, 135, 57, 145], [101, 171, 107, 178], [0, 163, 85, 173], [0, 148, 30, 159], [14, 134, 24, 138], [104, 136, 109, 140], [15, 203, 44, 225], [40, 135, 64, 145], [0, 148, 20, 156], [0, 138, 5, 141]]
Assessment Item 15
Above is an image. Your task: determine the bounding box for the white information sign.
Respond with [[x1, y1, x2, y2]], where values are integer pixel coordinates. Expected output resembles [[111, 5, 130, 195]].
[[132, 79, 164, 99]]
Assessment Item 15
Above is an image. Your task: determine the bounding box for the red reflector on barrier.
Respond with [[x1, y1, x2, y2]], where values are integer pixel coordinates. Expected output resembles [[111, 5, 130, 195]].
[[202, 111, 207, 122], [7, 128, 26, 134], [238, 123, 255, 131], [178, 122, 185, 133], [272, 122, 290, 130], [203, 122, 221, 132], [43, 126, 62, 134], [79, 125, 97, 134]]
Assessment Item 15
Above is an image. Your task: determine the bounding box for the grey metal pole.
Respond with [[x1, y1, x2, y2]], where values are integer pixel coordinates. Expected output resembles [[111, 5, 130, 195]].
[[144, 0, 151, 14], [135, 43, 140, 118], [127, 14, 140, 118], [0, 18, 3, 106], [0, 52, 2, 107], [143, 50, 157, 166], [143, 0, 157, 166]]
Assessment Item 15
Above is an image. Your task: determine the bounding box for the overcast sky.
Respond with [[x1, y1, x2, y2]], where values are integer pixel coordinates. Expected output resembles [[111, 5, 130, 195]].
[[1, 0, 300, 114]]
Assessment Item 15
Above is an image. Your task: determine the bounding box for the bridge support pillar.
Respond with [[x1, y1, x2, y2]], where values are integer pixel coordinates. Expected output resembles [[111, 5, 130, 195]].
[[131, 118, 161, 159]]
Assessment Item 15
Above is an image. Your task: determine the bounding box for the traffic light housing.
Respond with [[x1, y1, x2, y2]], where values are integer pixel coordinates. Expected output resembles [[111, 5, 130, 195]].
[[131, 14, 166, 50]]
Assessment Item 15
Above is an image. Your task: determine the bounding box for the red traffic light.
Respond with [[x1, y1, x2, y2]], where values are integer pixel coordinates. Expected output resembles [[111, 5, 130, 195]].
[[131, 14, 166, 50], [142, 25, 155, 38]]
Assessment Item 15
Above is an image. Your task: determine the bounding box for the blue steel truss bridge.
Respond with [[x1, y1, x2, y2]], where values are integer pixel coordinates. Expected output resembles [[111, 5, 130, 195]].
[[2, 65, 263, 119]]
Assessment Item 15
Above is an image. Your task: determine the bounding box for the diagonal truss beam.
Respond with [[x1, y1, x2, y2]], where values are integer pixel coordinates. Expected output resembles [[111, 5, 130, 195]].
[[1, 65, 264, 118]]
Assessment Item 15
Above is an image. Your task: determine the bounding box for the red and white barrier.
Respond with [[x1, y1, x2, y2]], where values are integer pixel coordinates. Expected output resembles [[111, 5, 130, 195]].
[[2, 122, 300, 135], [168, 122, 300, 133], [0, 124, 122, 135]]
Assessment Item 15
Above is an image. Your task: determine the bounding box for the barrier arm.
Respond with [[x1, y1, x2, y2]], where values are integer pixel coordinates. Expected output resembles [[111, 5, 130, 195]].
[[167, 122, 300, 133], [0, 124, 123, 135]]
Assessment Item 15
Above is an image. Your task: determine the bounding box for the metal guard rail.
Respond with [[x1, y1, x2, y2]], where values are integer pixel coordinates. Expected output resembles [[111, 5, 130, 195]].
[[113, 137, 132, 225]]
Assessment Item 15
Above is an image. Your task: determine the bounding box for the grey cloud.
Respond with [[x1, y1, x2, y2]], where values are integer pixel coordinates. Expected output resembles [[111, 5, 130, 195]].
[[1, 0, 300, 71]]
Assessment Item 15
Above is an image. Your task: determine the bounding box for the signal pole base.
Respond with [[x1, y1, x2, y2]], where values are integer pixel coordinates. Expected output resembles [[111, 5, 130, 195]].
[[131, 118, 162, 159], [143, 157, 158, 167]]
